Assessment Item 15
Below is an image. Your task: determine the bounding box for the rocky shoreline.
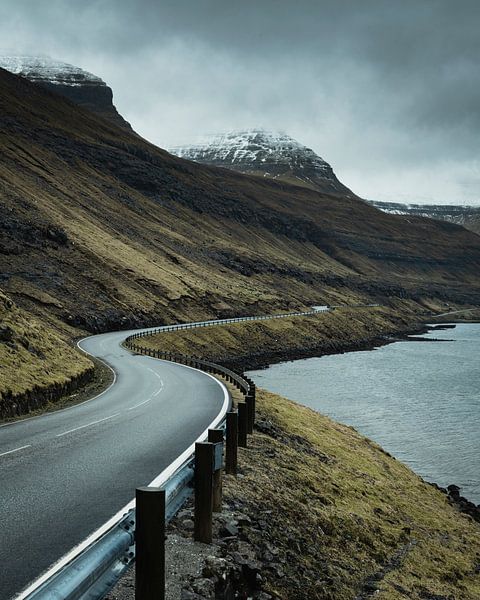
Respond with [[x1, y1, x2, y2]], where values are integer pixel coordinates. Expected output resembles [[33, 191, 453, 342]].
[[221, 321, 454, 374], [431, 483, 480, 524]]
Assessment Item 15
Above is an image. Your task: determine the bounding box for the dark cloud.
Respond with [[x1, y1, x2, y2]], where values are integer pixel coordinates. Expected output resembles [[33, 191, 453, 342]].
[[1, 0, 479, 204]]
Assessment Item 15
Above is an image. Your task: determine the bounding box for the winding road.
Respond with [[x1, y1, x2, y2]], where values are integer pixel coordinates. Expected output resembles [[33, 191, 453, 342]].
[[0, 326, 228, 600]]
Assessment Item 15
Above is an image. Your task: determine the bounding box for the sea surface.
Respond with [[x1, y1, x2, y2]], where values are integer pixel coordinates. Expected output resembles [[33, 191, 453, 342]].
[[248, 323, 480, 504]]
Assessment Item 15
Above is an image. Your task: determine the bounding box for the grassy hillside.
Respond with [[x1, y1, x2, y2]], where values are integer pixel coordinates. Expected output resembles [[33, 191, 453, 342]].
[[221, 389, 480, 599], [1, 65, 480, 413], [1, 66, 480, 340], [141, 302, 428, 370], [0, 290, 92, 413]]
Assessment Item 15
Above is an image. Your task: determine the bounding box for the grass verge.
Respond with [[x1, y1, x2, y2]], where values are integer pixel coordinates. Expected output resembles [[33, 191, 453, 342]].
[[222, 389, 480, 599], [142, 303, 424, 370]]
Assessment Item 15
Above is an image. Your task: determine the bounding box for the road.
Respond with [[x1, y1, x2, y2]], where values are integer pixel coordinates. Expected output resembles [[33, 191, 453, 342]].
[[0, 326, 228, 600]]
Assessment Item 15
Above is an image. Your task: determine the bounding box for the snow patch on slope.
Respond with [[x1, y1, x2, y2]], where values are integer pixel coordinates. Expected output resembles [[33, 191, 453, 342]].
[[0, 55, 104, 87], [171, 129, 332, 174]]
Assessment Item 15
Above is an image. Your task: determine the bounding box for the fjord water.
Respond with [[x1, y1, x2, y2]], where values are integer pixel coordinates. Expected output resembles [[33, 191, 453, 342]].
[[248, 323, 480, 504]]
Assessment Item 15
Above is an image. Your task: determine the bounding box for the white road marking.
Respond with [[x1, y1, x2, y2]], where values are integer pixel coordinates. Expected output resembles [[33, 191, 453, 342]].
[[147, 367, 164, 397], [15, 368, 229, 600], [0, 444, 31, 458], [55, 413, 120, 438], [127, 369, 164, 410], [153, 381, 164, 397], [127, 398, 151, 411]]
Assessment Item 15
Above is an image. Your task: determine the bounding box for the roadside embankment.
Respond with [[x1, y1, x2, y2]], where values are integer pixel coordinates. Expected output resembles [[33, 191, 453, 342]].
[[0, 291, 98, 420], [108, 388, 480, 600], [430, 307, 480, 323], [142, 303, 425, 371]]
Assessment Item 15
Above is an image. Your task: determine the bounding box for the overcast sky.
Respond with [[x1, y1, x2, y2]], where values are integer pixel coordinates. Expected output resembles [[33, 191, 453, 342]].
[[1, 0, 480, 205]]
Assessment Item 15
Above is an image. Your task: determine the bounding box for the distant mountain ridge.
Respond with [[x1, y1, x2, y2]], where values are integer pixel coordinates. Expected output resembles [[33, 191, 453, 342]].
[[169, 129, 353, 196], [367, 200, 480, 236], [0, 54, 132, 131]]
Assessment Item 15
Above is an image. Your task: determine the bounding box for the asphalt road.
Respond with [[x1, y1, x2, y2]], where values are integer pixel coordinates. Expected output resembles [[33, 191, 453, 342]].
[[0, 326, 228, 600]]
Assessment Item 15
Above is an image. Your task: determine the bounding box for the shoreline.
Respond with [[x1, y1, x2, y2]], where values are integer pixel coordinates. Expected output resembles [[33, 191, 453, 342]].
[[244, 320, 480, 512], [222, 320, 451, 374]]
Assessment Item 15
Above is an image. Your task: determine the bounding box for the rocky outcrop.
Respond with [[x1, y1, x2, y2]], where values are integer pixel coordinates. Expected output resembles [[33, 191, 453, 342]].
[[170, 129, 353, 196], [367, 200, 480, 236], [0, 55, 133, 131], [0, 366, 94, 420]]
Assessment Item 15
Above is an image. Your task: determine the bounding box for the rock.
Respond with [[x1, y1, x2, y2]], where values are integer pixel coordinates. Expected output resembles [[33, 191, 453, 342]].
[[180, 590, 206, 600], [178, 509, 193, 520], [241, 560, 262, 588], [182, 518, 194, 531], [191, 577, 215, 597], [235, 513, 252, 526], [220, 521, 239, 538], [45, 227, 68, 245], [447, 484, 461, 498], [0, 326, 14, 342], [202, 555, 228, 578]]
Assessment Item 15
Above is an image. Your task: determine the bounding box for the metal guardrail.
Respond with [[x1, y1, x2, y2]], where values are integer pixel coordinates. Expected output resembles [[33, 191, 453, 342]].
[[25, 457, 197, 600], [21, 308, 326, 600], [125, 307, 327, 345]]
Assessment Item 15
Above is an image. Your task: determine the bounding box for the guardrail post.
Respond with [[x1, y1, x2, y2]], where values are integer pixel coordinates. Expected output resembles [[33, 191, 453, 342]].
[[135, 487, 165, 600], [194, 442, 214, 543], [238, 403, 248, 447], [226, 411, 238, 475], [208, 429, 223, 512], [245, 394, 255, 433]]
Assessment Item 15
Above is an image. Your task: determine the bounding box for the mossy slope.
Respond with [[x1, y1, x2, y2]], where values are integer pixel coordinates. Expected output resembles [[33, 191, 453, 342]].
[[225, 390, 480, 599], [0, 290, 91, 401], [143, 303, 422, 369]]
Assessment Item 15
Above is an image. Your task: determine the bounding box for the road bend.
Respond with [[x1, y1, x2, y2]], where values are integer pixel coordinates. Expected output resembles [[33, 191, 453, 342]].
[[0, 326, 227, 600]]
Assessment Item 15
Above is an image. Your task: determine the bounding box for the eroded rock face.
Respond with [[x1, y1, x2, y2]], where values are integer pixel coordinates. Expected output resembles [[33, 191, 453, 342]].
[[0, 55, 132, 131], [367, 199, 480, 236], [169, 129, 353, 196]]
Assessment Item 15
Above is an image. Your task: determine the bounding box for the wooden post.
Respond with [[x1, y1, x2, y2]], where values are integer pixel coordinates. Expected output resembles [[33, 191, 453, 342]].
[[226, 411, 238, 475], [135, 487, 165, 600], [238, 403, 248, 448], [194, 442, 214, 543], [208, 428, 223, 512], [245, 394, 254, 434]]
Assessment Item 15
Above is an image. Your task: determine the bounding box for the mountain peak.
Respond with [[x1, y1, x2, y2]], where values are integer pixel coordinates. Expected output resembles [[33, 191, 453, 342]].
[[0, 54, 103, 87], [169, 129, 352, 195], [0, 54, 132, 131]]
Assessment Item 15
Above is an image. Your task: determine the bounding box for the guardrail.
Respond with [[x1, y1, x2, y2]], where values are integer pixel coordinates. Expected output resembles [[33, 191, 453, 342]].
[[22, 359, 256, 599], [124, 306, 327, 346], [22, 308, 330, 600]]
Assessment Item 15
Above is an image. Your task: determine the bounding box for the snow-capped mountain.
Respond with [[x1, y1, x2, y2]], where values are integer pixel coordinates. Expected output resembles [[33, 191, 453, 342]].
[[0, 54, 132, 131], [367, 200, 480, 235], [0, 55, 103, 86], [170, 130, 352, 196]]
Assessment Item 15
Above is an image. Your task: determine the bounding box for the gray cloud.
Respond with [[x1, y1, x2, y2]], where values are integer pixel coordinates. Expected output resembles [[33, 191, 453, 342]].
[[1, 0, 480, 204]]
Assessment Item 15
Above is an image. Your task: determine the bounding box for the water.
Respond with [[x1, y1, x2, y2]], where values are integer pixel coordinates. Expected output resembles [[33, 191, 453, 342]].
[[248, 323, 480, 504]]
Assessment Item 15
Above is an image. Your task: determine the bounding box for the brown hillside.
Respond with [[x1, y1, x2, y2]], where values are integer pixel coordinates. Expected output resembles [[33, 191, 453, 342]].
[[1, 66, 480, 339]]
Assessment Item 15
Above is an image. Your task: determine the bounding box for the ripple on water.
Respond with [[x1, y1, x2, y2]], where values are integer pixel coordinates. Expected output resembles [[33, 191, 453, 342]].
[[248, 323, 480, 504]]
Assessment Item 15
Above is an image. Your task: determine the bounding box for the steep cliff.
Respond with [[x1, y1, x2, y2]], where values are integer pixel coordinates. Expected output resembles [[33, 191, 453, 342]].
[[367, 200, 480, 236], [0, 55, 132, 131]]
